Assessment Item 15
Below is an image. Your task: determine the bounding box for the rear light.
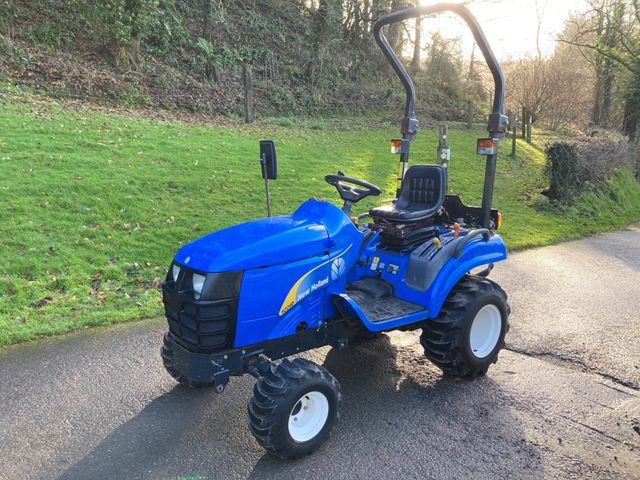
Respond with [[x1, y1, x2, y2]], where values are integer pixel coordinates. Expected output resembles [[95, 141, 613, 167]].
[[477, 138, 498, 155], [496, 212, 502, 229]]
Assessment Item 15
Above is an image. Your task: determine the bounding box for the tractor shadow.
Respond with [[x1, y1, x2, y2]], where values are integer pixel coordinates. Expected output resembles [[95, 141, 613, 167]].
[[248, 333, 545, 480], [59, 385, 225, 480], [59, 334, 544, 480], [58, 381, 256, 480]]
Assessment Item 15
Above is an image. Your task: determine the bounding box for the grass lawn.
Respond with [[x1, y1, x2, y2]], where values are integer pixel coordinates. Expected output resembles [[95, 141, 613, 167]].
[[2, 93, 640, 346]]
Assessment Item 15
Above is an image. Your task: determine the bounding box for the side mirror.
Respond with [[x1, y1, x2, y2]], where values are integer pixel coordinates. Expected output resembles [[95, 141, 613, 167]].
[[259, 140, 277, 180]]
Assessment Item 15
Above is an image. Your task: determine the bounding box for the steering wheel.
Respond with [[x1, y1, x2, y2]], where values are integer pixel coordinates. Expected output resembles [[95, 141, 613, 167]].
[[324, 171, 382, 204]]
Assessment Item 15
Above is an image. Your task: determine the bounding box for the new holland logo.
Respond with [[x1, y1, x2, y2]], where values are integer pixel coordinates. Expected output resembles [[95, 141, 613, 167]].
[[278, 246, 351, 316], [331, 257, 346, 280]]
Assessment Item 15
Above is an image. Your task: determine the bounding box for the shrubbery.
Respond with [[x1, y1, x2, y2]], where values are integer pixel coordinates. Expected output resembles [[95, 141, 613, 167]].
[[544, 130, 634, 202]]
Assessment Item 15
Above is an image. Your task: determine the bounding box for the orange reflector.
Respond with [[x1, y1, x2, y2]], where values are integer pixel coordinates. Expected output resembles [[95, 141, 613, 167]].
[[496, 212, 503, 229], [391, 139, 402, 154], [453, 222, 460, 238], [477, 138, 498, 155]]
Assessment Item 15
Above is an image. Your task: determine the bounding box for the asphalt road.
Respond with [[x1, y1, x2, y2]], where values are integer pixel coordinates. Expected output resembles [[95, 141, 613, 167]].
[[1, 227, 639, 480]]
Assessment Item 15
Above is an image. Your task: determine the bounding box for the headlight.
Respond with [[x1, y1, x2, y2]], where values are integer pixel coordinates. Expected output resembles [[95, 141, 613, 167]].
[[192, 273, 206, 299], [172, 264, 181, 282]]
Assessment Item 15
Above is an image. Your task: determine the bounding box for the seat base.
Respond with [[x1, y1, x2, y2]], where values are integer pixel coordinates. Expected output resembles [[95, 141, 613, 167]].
[[369, 204, 440, 223], [370, 217, 438, 249]]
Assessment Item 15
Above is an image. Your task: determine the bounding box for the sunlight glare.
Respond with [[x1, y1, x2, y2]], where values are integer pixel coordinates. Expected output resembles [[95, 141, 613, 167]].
[[415, 0, 587, 59]]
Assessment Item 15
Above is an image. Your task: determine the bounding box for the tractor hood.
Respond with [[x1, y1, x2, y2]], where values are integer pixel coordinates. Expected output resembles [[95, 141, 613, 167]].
[[173, 200, 360, 272]]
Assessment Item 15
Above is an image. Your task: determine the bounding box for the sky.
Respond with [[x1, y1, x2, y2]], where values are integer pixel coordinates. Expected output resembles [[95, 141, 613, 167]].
[[417, 0, 588, 59]]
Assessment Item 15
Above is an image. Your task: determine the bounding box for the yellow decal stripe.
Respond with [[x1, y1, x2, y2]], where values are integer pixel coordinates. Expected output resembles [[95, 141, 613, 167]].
[[278, 273, 310, 316]]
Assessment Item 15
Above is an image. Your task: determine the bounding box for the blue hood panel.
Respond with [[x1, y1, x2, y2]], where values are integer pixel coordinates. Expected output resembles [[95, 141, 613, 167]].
[[174, 200, 357, 272]]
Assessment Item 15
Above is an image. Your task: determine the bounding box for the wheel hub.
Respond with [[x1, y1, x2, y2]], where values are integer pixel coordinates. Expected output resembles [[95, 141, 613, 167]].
[[288, 391, 329, 443], [469, 304, 502, 359]]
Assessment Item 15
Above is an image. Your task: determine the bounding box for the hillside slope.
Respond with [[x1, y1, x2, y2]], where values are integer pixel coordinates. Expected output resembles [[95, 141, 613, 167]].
[[0, 0, 482, 119], [2, 93, 640, 345]]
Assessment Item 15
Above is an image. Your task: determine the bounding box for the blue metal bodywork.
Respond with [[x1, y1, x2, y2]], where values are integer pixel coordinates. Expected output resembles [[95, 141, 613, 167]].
[[173, 199, 507, 348]]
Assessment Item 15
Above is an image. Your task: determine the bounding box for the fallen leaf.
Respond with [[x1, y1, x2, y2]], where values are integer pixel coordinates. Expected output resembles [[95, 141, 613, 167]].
[[30, 296, 54, 308]]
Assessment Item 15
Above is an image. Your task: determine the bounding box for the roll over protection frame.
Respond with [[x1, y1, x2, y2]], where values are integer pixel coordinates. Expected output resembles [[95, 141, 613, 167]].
[[373, 3, 508, 229]]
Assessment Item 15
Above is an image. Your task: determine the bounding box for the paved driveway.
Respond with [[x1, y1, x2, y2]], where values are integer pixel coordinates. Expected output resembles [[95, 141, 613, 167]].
[[1, 227, 639, 479]]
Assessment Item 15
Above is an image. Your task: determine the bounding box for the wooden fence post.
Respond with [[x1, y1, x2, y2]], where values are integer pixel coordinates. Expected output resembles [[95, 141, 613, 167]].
[[510, 112, 517, 157], [521, 106, 526, 139], [243, 63, 253, 124], [437, 125, 450, 193]]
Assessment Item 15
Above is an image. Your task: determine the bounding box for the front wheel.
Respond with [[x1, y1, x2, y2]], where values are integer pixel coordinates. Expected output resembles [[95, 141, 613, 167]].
[[248, 358, 341, 459], [420, 275, 510, 378]]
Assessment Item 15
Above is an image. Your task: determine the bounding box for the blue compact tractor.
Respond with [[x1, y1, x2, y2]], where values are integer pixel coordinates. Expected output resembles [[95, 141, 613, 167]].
[[161, 3, 510, 459]]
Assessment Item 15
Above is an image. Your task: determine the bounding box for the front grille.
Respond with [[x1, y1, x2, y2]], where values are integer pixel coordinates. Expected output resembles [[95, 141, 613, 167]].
[[162, 267, 239, 353]]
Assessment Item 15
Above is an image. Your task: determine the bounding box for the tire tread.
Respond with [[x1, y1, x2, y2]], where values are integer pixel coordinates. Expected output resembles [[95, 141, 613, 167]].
[[248, 358, 341, 459], [161, 332, 211, 388], [420, 275, 510, 378]]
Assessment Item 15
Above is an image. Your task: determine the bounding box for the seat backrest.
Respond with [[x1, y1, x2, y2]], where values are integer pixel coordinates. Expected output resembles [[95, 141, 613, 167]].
[[396, 165, 445, 210]]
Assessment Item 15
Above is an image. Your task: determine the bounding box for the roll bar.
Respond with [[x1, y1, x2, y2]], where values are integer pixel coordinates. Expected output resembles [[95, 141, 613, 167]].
[[373, 3, 509, 229]]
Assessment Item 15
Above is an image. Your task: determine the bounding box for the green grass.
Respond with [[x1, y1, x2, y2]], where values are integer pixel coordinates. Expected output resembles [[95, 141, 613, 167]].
[[1, 94, 640, 346]]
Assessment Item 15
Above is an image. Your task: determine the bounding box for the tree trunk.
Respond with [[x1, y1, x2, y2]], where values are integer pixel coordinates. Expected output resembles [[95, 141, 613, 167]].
[[511, 116, 517, 157], [311, 0, 342, 80], [592, 2, 624, 126], [386, 0, 404, 53], [2, 0, 16, 38], [362, 0, 371, 33], [409, 15, 421, 75], [317, 0, 343, 40], [465, 46, 476, 129], [591, 8, 605, 125], [623, 79, 640, 142], [201, 0, 211, 40], [600, 61, 614, 125], [243, 63, 254, 124]]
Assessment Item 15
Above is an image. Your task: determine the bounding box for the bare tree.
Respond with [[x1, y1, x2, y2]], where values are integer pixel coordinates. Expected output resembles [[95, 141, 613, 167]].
[[559, 0, 640, 138], [505, 56, 552, 125], [535, 0, 550, 60], [545, 41, 595, 130]]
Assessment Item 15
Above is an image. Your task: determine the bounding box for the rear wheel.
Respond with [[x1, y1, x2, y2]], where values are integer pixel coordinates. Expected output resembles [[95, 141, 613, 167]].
[[248, 358, 341, 459], [161, 332, 212, 388], [420, 275, 510, 377]]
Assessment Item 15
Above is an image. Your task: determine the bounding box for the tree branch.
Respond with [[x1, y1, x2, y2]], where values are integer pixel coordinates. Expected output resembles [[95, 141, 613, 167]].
[[558, 38, 635, 73]]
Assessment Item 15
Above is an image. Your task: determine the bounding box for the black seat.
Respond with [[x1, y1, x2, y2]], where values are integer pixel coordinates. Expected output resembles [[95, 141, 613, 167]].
[[370, 165, 445, 222]]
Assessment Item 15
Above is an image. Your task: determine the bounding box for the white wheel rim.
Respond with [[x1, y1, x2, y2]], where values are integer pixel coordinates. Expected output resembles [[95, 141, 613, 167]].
[[288, 391, 329, 443], [469, 304, 502, 359]]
